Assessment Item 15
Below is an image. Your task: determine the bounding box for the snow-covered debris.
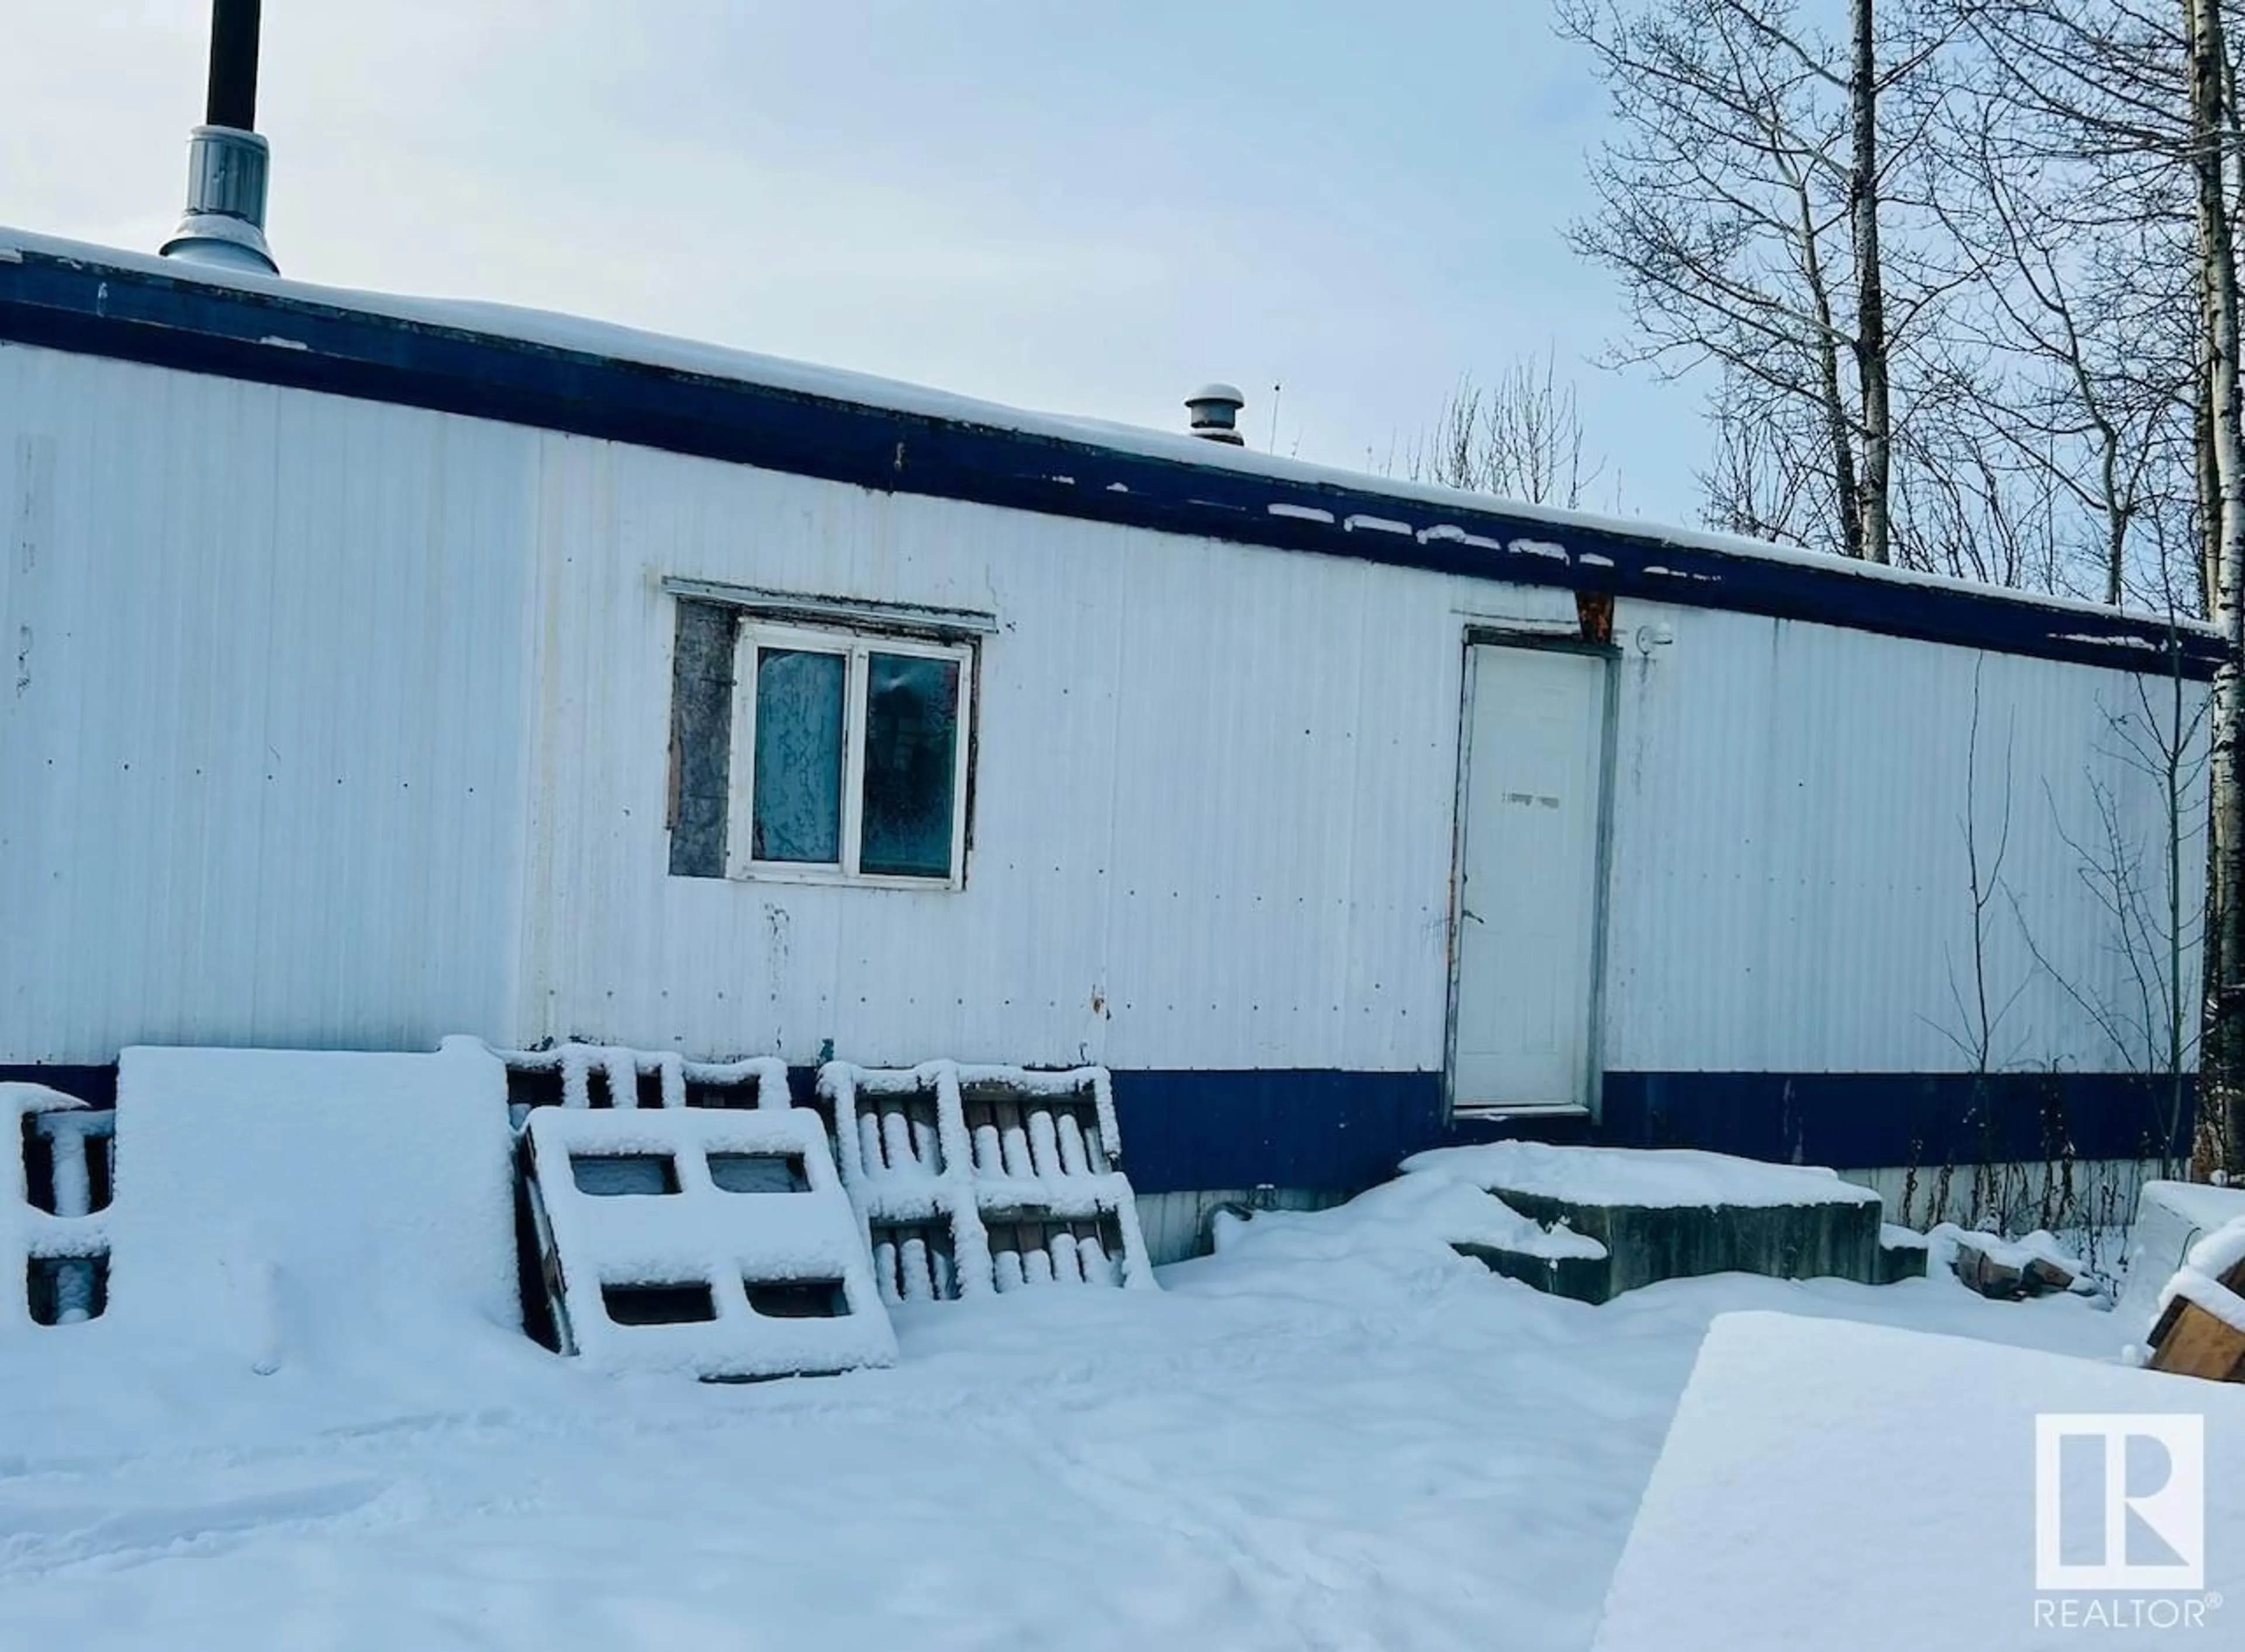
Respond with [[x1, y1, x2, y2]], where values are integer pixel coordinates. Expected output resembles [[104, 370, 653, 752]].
[[1591, 1311, 2245, 1650], [1928, 1225, 2094, 1301], [2118, 1180, 2245, 1338], [2150, 1212, 2245, 1340], [1404, 1141, 1880, 1209], [2186, 1211, 2245, 1283], [822, 1062, 1153, 1301], [524, 1105, 895, 1380], [104, 1039, 517, 1373]]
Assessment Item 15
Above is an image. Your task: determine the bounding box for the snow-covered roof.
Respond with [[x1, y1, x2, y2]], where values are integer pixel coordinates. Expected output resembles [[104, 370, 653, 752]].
[[0, 224, 2219, 678]]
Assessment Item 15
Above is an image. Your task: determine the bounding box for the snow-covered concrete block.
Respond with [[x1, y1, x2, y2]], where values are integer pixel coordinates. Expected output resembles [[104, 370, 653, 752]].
[[2120, 1180, 2245, 1341], [524, 1105, 895, 1380], [823, 1062, 1154, 1302], [1592, 1312, 2245, 1650], [1876, 1222, 1930, 1284], [103, 1040, 517, 1371], [1405, 1142, 1888, 1300], [2, 1084, 112, 1335]]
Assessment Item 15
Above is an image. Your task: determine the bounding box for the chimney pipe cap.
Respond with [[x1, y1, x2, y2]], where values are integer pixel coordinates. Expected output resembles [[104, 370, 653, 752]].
[[1185, 382, 1246, 445]]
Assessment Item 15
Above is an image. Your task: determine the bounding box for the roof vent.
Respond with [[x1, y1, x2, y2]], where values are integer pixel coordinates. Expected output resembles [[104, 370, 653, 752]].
[[160, 0, 276, 275], [1185, 383, 1246, 446]]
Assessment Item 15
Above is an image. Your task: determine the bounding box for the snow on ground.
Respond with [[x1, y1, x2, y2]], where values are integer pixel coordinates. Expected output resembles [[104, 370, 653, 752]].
[[1218, 1163, 1608, 1262], [0, 1188, 2139, 1651], [1593, 1312, 2245, 1650]]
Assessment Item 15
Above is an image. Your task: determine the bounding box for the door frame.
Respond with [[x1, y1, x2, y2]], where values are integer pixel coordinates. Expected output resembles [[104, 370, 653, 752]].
[[1443, 628, 1622, 1122]]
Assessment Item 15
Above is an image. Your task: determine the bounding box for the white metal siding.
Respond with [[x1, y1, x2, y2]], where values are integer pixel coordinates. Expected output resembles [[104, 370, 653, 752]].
[[1601, 604, 2207, 1076], [0, 344, 534, 1061], [0, 340, 2208, 1090], [512, 443, 1463, 1069]]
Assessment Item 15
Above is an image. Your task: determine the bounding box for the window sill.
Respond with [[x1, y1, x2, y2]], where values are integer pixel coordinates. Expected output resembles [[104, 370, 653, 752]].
[[1449, 1101, 1593, 1120], [720, 862, 964, 894]]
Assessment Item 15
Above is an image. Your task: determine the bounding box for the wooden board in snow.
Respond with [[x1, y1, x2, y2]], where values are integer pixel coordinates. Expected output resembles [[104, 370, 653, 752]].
[[2147, 1215, 2245, 1384]]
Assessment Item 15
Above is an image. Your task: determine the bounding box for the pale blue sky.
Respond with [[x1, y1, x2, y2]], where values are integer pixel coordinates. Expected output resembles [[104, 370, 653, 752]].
[[2, 2, 1702, 519]]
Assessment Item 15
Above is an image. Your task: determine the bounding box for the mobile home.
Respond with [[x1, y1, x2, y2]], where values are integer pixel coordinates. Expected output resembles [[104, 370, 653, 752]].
[[0, 213, 2215, 1256]]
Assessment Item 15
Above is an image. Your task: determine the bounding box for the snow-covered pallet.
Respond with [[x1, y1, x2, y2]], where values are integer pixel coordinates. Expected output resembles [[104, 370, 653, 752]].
[[523, 1105, 896, 1380], [2, 1085, 112, 1332], [821, 1062, 1154, 1303], [493, 1043, 790, 1121]]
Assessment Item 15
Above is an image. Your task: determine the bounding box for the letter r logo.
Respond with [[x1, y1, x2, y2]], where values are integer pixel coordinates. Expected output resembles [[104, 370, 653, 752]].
[[2035, 1413, 2205, 1593]]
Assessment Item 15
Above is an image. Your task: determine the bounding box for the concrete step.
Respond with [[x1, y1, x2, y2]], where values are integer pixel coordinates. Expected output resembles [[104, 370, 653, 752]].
[[1411, 1143, 1895, 1304]]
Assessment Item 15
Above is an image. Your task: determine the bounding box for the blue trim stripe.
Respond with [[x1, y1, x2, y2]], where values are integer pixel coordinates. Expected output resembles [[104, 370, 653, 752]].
[[1596, 1070, 2196, 1170], [0, 247, 2219, 681], [1, 1062, 2190, 1193], [1110, 1070, 1450, 1192], [1108, 1069, 2191, 1193]]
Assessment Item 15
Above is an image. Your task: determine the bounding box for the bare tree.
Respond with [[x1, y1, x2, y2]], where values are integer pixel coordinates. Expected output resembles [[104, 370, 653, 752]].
[[2004, 652, 2210, 1153], [1699, 383, 1827, 541], [1913, 70, 2199, 608], [1935, 656, 2033, 1072], [1560, 0, 1935, 562], [1853, 0, 1900, 564], [1559, 0, 2245, 1172], [1974, 0, 2243, 1174], [1408, 348, 1607, 507], [1564, 0, 2208, 605]]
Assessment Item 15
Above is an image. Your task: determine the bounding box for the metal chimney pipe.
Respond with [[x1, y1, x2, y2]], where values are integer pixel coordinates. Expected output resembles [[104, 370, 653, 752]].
[[205, 0, 263, 130], [160, 0, 278, 274]]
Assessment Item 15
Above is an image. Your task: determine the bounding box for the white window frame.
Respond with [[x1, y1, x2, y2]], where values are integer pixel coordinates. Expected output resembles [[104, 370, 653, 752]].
[[725, 620, 975, 890]]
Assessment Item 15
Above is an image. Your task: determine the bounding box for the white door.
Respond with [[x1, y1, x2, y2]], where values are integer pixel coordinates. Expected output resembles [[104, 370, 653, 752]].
[[1452, 644, 1610, 1111]]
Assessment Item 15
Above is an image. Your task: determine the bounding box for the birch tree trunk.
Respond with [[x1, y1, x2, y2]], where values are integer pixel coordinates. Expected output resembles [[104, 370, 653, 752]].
[[1850, 0, 1892, 565], [1803, 178, 1867, 563], [2188, 0, 2245, 1177]]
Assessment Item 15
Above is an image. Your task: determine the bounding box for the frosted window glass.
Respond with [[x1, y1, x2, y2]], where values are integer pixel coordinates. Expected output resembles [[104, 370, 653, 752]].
[[751, 649, 845, 863]]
